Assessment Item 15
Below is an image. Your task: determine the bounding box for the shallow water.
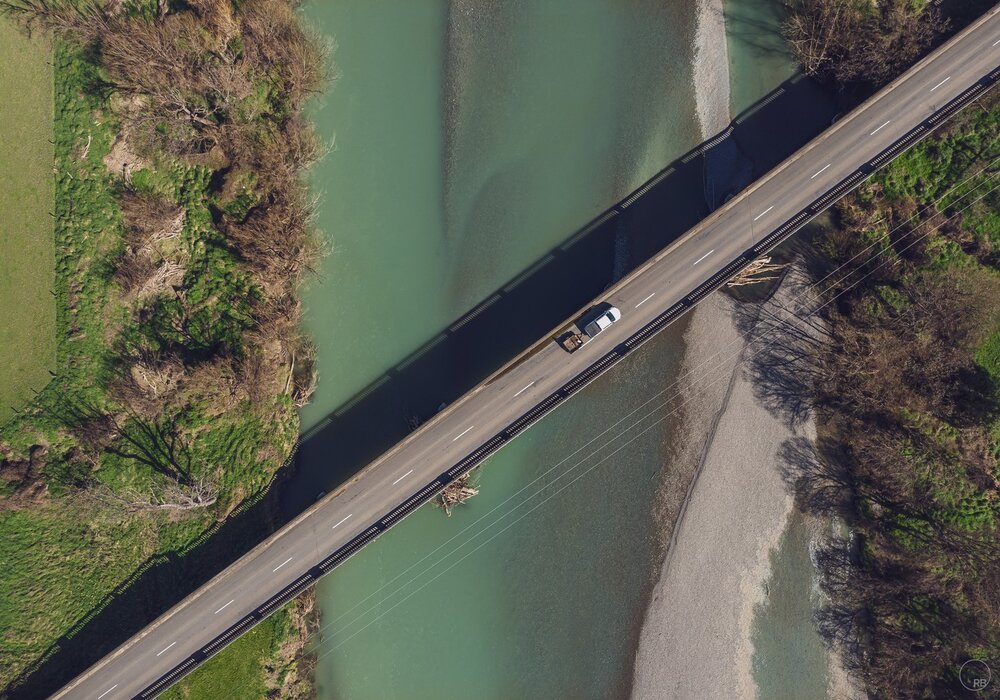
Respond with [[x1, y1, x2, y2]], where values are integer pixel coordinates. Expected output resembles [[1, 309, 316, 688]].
[[298, 0, 699, 433], [311, 326, 686, 700], [300, 0, 704, 697], [297, 0, 450, 431], [725, 0, 797, 115], [296, 0, 823, 697], [751, 511, 832, 699]]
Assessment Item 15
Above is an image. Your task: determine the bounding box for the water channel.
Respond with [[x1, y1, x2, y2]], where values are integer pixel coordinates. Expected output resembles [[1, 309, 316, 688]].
[[295, 0, 834, 697]]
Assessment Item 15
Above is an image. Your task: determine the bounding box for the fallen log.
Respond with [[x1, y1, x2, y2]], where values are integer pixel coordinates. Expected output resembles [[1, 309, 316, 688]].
[[727, 256, 787, 287]]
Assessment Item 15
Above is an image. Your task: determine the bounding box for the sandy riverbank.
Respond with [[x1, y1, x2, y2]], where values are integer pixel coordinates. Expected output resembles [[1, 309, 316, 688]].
[[694, 0, 732, 137], [629, 266, 865, 699], [630, 288, 802, 699]]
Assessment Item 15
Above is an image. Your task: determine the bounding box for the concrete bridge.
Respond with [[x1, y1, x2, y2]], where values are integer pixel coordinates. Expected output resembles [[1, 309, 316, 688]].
[[54, 5, 1000, 698]]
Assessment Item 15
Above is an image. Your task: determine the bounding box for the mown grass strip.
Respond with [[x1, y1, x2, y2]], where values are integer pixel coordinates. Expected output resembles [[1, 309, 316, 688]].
[[0, 15, 55, 424]]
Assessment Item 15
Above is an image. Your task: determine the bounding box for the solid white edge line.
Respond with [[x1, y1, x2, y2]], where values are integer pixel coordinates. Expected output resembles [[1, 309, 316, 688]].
[[451, 425, 475, 442], [155, 641, 177, 657], [810, 163, 832, 179], [392, 469, 414, 486], [692, 249, 715, 266], [272, 556, 293, 573], [513, 381, 535, 398], [214, 599, 235, 615], [332, 514, 353, 529], [930, 75, 951, 91], [752, 205, 774, 221], [634, 292, 656, 308], [870, 119, 891, 135], [98, 684, 118, 699]]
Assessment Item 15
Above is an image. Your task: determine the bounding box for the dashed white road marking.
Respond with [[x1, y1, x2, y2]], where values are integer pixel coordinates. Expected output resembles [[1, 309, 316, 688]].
[[452, 425, 475, 442], [635, 292, 655, 308], [930, 76, 951, 91], [870, 119, 891, 135], [392, 469, 414, 485], [332, 514, 353, 530], [752, 205, 773, 221], [98, 684, 118, 699], [994, 37, 1000, 46], [214, 599, 235, 615], [810, 163, 832, 179], [513, 381, 535, 398], [272, 556, 293, 573], [693, 249, 715, 266], [155, 641, 176, 657]]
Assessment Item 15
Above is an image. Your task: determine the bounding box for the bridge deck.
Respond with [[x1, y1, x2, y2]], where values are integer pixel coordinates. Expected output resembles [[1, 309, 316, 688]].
[[57, 5, 1000, 698]]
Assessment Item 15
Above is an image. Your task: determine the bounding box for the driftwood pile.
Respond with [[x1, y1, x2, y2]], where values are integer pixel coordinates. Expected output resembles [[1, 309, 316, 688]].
[[436, 473, 479, 516], [727, 256, 787, 287]]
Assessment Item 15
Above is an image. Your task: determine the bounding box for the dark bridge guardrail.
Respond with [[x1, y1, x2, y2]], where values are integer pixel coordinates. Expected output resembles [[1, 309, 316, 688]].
[[284, 71, 838, 517], [134, 58, 1000, 700]]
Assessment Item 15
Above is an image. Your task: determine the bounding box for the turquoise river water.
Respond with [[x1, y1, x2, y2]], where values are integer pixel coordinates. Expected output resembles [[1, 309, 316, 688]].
[[297, 0, 831, 697]]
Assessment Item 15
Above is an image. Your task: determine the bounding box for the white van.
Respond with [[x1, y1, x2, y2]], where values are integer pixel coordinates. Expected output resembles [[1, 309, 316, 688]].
[[583, 306, 622, 338]]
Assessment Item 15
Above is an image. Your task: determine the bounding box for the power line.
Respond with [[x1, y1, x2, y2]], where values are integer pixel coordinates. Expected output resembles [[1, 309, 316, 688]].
[[308, 156, 1000, 647], [306, 170, 1000, 657]]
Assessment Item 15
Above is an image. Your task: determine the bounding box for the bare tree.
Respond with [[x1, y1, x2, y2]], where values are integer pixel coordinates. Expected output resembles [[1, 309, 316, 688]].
[[784, 0, 947, 88], [93, 477, 218, 512]]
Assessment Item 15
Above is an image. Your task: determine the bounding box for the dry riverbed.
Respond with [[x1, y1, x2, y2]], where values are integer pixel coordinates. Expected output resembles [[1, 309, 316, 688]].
[[630, 271, 862, 699]]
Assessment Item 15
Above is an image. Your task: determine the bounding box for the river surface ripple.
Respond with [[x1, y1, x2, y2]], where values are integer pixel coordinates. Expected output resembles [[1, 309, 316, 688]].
[[296, 0, 823, 697]]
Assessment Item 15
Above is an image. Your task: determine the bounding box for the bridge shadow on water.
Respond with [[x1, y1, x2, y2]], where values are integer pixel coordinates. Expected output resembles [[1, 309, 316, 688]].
[[281, 73, 837, 513], [8, 74, 836, 699]]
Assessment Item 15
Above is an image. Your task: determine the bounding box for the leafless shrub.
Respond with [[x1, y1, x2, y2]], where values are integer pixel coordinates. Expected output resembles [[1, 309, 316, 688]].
[[93, 476, 219, 511], [288, 335, 317, 408], [0, 0, 109, 41], [113, 351, 186, 412], [119, 191, 183, 248], [5, 0, 330, 504], [112, 250, 158, 296], [183, 353, 244, 409], [784, 0, 948, 88], [226, 191, 320, 283]]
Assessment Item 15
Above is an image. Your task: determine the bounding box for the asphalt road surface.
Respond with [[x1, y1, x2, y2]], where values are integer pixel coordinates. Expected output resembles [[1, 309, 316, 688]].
[[56, 6, 1000, 698]]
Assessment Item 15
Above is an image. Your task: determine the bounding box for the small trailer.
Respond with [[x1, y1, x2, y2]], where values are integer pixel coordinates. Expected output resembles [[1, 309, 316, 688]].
[[558, 304, 622, 353], [559, 332, 585, 352]]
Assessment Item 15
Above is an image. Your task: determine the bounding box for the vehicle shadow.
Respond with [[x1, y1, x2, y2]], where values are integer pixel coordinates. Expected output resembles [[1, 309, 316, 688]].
[[6, 73, 836, 699]]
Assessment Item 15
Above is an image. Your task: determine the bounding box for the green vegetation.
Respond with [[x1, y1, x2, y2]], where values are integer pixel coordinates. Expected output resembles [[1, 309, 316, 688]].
[[0, 15, 55, 424], [161, 593, 315, 700], [164, 612, 285, 700], [0, 1, 327, 695], [774, 6, 1000, 692], [766, 96, 1000, 697]]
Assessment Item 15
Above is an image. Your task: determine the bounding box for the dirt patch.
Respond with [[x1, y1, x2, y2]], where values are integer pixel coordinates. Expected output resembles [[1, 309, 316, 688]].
[[103, 129, 150, 180]]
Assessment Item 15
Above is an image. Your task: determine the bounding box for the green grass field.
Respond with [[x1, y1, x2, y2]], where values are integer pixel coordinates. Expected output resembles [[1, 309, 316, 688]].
[[0, 17, 55, 424], [159, 609, 290, 700], [0, 40, 299, 693]]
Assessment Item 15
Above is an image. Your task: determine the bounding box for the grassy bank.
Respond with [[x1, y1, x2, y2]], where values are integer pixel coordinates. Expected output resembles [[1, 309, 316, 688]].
[[762, 96, 1000, 697], [162, 590, 316, 700], [0, 15, 55, 424], [0, 1, 326, 695]]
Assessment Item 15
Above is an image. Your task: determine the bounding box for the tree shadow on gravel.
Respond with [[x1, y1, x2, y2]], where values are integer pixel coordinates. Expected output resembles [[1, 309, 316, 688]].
[[730, 243, 834, 430]]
